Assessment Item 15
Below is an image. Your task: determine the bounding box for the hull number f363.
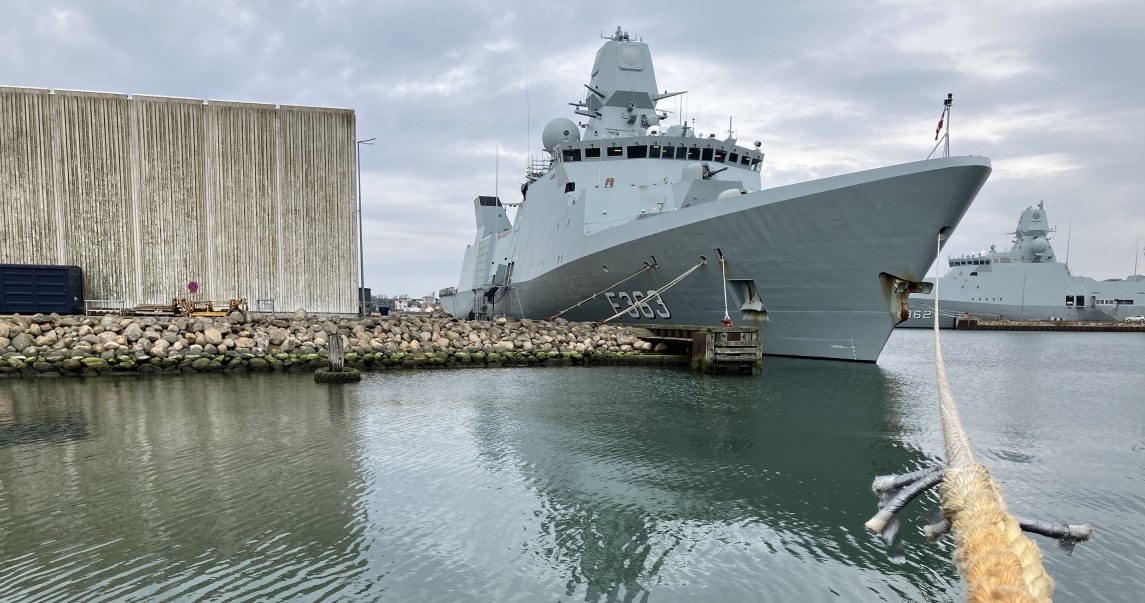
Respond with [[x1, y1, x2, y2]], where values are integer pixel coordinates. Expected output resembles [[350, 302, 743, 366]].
[[605, 291, 671, 319]]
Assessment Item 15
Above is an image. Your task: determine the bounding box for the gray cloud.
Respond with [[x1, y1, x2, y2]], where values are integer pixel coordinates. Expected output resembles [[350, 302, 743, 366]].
[[4, 0, 1143, 295]]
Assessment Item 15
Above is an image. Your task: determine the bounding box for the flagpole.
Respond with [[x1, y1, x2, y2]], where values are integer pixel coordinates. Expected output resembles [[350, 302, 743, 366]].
[[926, 94, 953, 160], [943, 93, 952, 158]]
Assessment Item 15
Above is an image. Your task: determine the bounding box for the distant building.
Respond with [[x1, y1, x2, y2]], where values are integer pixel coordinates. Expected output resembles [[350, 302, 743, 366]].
[[0, 86, 359, 313]]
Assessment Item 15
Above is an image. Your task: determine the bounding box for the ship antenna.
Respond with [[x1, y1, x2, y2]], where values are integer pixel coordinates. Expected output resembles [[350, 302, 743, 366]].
[[495, 145, 499, 198], [526, 63, 531, 167], [1135, 235, 1141, 276], [1065, 218, 1071, 271]]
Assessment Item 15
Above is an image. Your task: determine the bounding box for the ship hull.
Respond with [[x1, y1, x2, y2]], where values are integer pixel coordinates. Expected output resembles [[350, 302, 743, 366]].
[[898, 277, 1145, 328], [444, 157, 992, 361]]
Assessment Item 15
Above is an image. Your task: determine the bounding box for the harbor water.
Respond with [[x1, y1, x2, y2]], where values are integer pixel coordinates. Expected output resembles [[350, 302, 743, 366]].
[[1, 330, 1142, 601]]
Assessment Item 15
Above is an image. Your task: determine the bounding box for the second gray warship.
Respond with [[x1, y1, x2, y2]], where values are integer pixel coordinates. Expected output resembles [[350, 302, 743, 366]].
[[899, 201, 1145, 327], [440, 27, 992, 361]]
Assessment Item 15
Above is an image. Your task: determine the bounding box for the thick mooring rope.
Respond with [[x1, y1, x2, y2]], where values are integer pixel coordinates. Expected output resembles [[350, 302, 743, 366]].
[[547, 264, 652, 320], [932, 234, 1055, 602], [599, 258, 707, 324], [720, 255, 732, 326]]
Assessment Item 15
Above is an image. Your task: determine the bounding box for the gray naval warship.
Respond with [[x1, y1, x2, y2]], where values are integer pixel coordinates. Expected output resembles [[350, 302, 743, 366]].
[[440, 27, 992, 361], [899, 201, 1145, 328]]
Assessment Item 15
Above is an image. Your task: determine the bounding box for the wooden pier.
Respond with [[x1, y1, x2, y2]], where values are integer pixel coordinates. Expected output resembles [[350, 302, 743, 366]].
[[633, 325, 762, 374]]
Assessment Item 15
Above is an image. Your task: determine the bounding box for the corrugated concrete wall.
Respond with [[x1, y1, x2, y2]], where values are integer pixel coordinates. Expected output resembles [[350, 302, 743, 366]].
[[0, 86, 357, 313], [0, 88, 57, 265], [133, 95, 210, 306]]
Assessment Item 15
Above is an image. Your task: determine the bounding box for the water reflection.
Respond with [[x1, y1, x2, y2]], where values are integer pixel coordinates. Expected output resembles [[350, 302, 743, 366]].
[[470, 361, 958, 601], [4, 335, 1141, 602], [0, 374, 370, 602], [0, 383, 91, 448]]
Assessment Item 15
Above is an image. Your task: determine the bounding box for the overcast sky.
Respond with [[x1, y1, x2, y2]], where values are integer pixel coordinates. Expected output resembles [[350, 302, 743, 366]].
[[4, 0, 1143, 297]]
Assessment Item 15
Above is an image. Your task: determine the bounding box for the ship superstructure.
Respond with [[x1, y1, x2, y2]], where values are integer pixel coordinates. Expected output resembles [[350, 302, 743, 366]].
[[441, 27, 992, 361], [901, 202, 1145, 327]]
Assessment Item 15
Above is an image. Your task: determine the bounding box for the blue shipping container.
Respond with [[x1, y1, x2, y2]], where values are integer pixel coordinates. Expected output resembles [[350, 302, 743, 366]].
[[0, 264, 85, 315]]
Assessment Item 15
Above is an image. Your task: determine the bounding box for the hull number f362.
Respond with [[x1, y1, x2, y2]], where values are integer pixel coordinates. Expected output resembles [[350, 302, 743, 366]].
[[605, 291, 671, 319]]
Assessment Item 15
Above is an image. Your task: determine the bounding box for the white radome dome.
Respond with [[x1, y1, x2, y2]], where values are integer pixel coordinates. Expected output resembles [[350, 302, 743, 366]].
[[542, 118, 580, 153]]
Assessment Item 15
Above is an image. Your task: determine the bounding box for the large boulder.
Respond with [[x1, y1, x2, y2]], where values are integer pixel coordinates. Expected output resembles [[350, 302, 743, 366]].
[[124, 323, 143, 342], [11, 333, 33, 351], [204, 327, 224, 345]]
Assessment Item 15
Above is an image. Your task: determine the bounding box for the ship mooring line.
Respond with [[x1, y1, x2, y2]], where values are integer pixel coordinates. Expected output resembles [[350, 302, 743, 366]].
[[719, 253, 732, 326], [930, 232, 1056, 602], [598, 258, 707, 324], [547, 264, 652, 320]]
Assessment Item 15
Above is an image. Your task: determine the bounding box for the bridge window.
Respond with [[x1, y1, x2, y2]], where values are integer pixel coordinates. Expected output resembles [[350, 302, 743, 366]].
[[714, 149, 727, 163], [649, 144, 661, 157], [564, 182, 575, 193], [687, 147, 701, 160], [585, 147, 601, 158], [627, 145, 648, 158], [562, 149, 581, 162], [750, 157, 762, 172], [701, 148, 714, 161], [729, 152, 739, 164], [741, 156, 751, 166], [660, 145, 675, 159], [607, 146, 623, 157]]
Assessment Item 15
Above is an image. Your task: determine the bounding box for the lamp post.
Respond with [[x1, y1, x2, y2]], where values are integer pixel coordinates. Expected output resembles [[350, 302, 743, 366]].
[[357, 137, 375, 317]]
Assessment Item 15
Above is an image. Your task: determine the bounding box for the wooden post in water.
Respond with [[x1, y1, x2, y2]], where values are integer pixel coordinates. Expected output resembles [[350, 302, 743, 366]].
[[328, 332, 345, 372], [314, 331, 361, 383]]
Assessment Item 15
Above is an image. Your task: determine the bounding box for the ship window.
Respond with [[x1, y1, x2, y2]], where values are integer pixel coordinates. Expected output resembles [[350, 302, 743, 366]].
[[677, 147, 691, 159], [701, 148, 714, 161], [562, 149, 581, 162], [649, 144, 661, 157], [627, 145, 648, 158], [660, 145, 675, 159], [741, 156, 751, 166], [714, 149, 727, 163], [687, 147, 701, 160], [750, 158, 762, 171], [564, 182, 575, 193], [607, 146, 623, 157], [729, 152, 739, 163], [585, 147, 601, 158], [1066, 295, 1075, 305]]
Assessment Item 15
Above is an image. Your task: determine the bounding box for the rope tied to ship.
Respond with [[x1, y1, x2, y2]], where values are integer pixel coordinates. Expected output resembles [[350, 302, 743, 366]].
[[930, 231, 1056, 602], [719, 252, 733, 327], [546, 263, 654, 320], [864, 232, 1091, 602], [599, 258, 708, 324]]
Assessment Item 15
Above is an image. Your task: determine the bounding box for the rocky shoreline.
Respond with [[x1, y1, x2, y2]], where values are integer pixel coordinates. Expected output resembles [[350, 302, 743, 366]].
[[0, 311, 679, 379]]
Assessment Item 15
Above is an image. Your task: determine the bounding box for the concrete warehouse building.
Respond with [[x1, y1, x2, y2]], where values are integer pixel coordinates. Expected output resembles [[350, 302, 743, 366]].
[[0, 86, 359, 314]]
